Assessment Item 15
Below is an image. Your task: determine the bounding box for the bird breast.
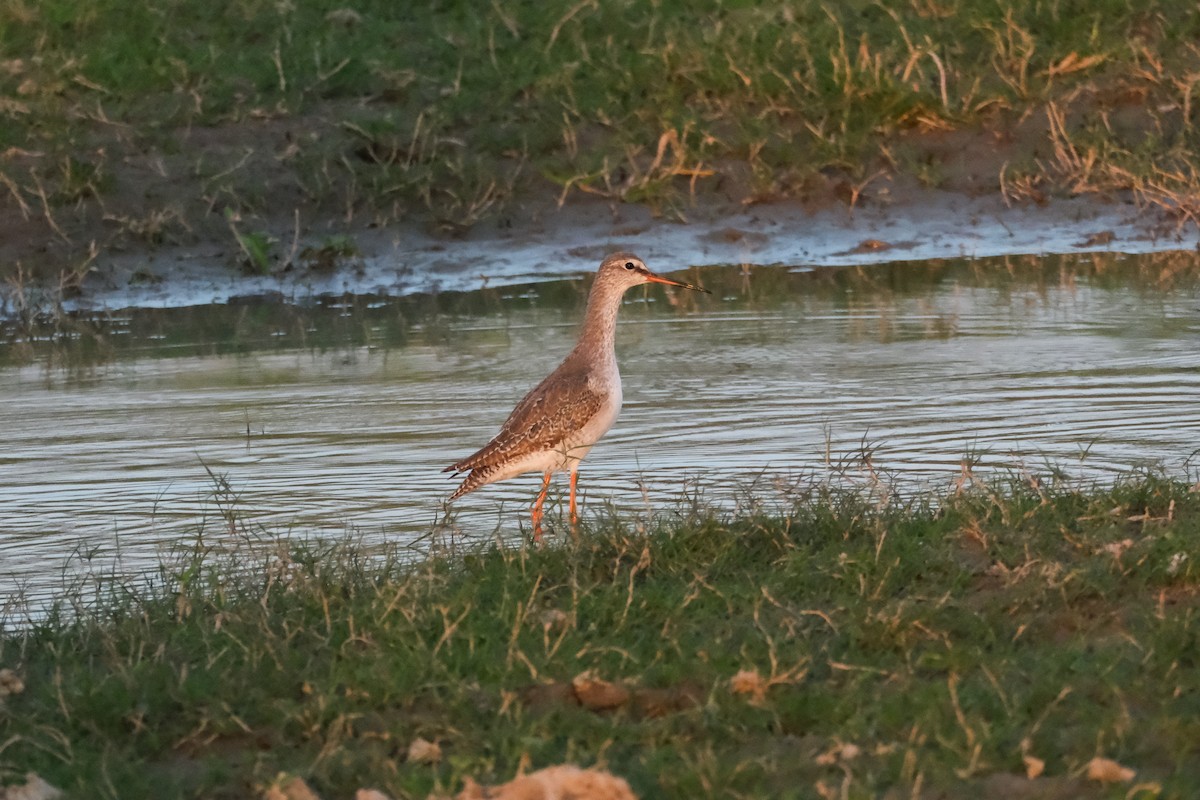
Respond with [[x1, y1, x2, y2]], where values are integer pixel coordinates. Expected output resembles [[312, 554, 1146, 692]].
[[578, 370, 622, 447]]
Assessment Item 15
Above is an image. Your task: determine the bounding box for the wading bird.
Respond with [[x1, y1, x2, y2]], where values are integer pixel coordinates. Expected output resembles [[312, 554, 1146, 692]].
[[444, 252, 709, 539]]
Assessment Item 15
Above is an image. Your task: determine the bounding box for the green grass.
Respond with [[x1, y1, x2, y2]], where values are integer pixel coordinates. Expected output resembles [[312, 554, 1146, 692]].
[[3, 0, 1200, 268], [3, 474, 1199, 798]]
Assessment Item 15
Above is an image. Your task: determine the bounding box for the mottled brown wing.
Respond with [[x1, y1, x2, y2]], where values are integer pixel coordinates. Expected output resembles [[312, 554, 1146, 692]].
[[447, 367, 604, 473]]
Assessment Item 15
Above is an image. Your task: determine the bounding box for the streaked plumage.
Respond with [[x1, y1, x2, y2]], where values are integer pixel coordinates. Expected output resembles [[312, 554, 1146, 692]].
[[444, 252, 709, 538], [447, 367, 604, 501]]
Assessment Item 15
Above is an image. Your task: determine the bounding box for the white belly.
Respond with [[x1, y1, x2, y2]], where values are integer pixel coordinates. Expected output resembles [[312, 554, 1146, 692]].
[[565, 377, 622, 466]]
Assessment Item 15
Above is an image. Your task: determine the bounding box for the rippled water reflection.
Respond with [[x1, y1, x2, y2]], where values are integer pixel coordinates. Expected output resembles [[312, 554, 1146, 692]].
[[2, 253, 1199, 612]]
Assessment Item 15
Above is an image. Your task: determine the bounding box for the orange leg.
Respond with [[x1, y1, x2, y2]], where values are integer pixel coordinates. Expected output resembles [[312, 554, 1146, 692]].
[[569, 470, 579, 528], [531, 471, 552, 542]]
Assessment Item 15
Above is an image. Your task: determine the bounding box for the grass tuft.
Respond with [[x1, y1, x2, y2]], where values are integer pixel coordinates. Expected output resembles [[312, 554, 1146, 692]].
[[3, 474, 1200, 797]]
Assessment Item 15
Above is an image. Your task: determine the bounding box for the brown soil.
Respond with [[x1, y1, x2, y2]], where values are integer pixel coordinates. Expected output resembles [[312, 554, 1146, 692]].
[[1, 103, 1194, 312]]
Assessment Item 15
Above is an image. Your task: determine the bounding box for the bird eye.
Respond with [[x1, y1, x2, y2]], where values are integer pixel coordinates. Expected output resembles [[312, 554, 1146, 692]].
[[624, 261, 635, 270]]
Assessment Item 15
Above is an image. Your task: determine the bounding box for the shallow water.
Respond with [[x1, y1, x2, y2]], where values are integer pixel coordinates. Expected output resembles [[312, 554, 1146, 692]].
[[3, 253, 1199, 614]]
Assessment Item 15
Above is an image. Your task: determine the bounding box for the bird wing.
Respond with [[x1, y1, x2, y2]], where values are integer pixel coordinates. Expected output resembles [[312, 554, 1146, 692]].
[[447, 366, 605, 473]]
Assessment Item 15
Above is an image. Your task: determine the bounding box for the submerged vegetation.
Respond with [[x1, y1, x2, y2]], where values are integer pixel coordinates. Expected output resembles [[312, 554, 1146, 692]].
[[2, 474, 1199, 798], [3, 0, 1200, 283]]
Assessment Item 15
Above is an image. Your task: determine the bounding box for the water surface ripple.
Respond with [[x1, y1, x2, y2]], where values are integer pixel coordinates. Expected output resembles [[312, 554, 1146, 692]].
[[2, 255, 1199, 611]]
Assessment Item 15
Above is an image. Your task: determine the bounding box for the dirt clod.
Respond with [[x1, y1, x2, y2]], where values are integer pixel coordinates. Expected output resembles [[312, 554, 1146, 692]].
[[1086, 757, 1136, 783], [407, 737, 443, 764], [263, 777, 321, 800], [0, 669, 24, 700], [572, 671, 631, 712], [450, 765, 637, 800]]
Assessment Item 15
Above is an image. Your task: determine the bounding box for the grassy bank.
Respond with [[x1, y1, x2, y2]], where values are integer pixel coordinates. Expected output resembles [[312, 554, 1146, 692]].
[[2, 475, 1199, 798], [3, 1, 1200, 281]]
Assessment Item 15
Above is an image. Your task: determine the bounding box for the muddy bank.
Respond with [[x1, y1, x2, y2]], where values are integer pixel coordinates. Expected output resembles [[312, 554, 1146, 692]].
[[19, 186, 1200, 315]]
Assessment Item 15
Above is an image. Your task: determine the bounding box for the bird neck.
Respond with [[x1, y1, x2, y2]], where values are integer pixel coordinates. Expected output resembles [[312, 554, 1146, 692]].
[[573, 278, 626, 360]]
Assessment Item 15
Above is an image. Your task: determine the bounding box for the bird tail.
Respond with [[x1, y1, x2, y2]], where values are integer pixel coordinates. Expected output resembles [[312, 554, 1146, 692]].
[[446, 465, 497, 503]]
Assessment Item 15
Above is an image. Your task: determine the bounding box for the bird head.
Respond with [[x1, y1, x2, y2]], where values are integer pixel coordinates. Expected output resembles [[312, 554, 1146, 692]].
[[597, 252, 710, 294]]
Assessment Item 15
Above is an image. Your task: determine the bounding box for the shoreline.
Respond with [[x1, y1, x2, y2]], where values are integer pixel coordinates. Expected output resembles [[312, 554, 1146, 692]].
[[18, 188, 1200, 316]]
